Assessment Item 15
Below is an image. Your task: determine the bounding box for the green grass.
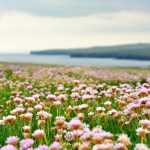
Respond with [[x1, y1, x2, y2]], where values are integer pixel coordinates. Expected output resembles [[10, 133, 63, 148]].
[[0, 64, 150, 149]]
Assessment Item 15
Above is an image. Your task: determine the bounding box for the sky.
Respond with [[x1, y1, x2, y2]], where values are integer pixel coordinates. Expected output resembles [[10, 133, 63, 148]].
[[0, 0, 150, 53]]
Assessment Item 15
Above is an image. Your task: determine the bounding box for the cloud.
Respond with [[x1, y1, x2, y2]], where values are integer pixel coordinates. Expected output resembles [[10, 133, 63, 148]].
[[0, 10, 150, 52], [0, 0, 150, 17]]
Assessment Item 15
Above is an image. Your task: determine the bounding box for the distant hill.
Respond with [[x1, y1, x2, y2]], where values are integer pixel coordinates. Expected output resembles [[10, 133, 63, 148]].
[[30, 43, 150, 60]]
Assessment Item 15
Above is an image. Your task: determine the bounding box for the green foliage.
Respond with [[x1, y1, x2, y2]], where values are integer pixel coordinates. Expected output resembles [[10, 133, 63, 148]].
[[4, 69, 13, 80]]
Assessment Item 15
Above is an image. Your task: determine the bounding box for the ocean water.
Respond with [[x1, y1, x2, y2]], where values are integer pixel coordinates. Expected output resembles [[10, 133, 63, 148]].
[[0, 54, 150, 67]]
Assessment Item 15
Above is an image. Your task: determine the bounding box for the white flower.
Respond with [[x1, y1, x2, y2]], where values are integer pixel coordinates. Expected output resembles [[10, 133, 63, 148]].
[[134, 143, 149, 150]]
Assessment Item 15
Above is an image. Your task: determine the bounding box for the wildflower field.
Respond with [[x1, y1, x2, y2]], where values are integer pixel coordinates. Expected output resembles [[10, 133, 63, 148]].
[[0, 64, 150, 150]]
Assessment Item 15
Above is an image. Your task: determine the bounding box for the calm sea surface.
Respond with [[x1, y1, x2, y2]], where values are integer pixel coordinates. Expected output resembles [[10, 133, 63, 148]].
[[0, 54, 150, 67]]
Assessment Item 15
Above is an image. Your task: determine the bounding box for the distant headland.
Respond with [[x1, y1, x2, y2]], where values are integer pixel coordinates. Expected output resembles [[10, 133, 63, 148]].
[[31, 43, 150, 60]]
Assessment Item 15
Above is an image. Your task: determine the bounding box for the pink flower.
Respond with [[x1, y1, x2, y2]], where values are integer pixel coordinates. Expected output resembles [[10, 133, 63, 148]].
[[10, 107, 25, 115], [117, 134, 131, 146], [49, 142, 61, 150], [71, 92, 80, 99], [1, 145, 17, 150], [20, 138, 34, 150], [37, 111, 52, 120], [32, 129, 45, 140], [6, 136, 19, 146], [72, 130, 83, 138], [114, 143, 125, 150], [27, 85, 32, 89], [32, 94, 40, 99], [3, 115, 16, 125], [139, 119, 150, 128], [69, 118, 83, 130], [35, 145, 49, 150], [93, 143, 113, 150], [124, 97, 150, 114], [34, 104, 43, 111], [47, 94, 57, 101], [135, 143, 149, 150]]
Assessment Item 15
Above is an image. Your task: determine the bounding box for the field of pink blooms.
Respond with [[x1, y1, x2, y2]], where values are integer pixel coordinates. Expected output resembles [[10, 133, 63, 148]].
[[0, 64, 150, 150]]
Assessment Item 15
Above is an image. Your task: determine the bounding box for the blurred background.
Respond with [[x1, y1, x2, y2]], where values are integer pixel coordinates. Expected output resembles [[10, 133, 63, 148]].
[[0, 0, 150, 67]]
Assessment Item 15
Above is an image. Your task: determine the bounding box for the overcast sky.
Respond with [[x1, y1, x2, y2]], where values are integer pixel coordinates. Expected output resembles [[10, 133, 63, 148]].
[[0, 0, 150, 53]]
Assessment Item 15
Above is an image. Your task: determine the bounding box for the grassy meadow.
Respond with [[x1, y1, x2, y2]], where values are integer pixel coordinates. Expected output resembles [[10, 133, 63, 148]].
[[0, 63, 150, 150]]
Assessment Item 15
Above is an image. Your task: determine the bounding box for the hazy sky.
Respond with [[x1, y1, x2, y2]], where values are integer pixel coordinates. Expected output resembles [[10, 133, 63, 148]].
[[0, 0, 150, 53]]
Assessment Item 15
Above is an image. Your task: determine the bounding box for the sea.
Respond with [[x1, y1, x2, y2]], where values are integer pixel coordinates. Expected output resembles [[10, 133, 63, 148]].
[[0, 54, 150, 68]]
